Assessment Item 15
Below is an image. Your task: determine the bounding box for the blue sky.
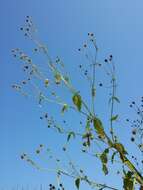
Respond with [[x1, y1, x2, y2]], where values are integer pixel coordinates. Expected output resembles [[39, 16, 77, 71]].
[[1, 0, 143, 189]]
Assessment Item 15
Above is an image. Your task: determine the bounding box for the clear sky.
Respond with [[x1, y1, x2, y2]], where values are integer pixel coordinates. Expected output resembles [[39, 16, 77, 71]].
[[1, 0, 143, 189]]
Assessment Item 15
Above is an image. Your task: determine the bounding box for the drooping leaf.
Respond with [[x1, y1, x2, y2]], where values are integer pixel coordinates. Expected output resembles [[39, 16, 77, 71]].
[[67, 131, 75, 142], [111, 151, 118, 164], [100, 148, 109, 175], [72, 94, 82, 111], [108, 96, 120, 105], [111, 114, 118, 121], [102, 164, 108, 175], [113, 96, 120, 103], [75, 178, 80, 189], [100, 149, 109, 164], [93, 118, 105, 139]]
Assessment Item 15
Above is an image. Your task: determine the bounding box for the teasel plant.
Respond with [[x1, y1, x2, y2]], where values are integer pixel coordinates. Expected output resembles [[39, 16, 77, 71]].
[[12, 16, 143, 190]]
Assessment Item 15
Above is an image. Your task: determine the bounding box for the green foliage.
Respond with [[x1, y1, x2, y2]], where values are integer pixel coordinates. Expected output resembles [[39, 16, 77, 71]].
[[111, 151, 118, 164], [55, 73, 62, 84], [110, 114, 118, 121], [75, 178, 80, 189], [123, 171, 134, 190], [100, 148, 109, 175], [93, 118, 105, 139], [67, 131, 75, 142], [110, 96, 120, 104], [13, 17, 143, 190], [72, 94, 82, 111]]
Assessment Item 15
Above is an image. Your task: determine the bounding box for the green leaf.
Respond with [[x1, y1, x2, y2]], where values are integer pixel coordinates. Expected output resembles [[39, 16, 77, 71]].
[[67, 131, 75, 142], [108, 96, 120, 105], [100, 149, 109, 164], [72, 94, 82, 111], [93, 118, 105, 139], [75, 178, 80, 189], [123, 171, 134, 190], [111, 151, 118, 164], [113, 96, 120, 103], [61, 104, 68, 114], [100, 148, 109, 175], [102, 164, 108, 175], [111, 114, 118, 121], [55, 73, 61, 84], [114, 143, 127, 155]]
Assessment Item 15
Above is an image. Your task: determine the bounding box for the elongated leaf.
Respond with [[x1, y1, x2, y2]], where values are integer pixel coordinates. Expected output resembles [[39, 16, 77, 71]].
[[67, 131, 75, 142], [93, 118, 105, 139], [113, 96, 120, 103], [111, 114, 118, 121], [72, 94, 82, 111], [75, 178, 80, 189], [102, 164, 108, 175], [100, 148, 109, 175], [111, 151, 118, 164], [100, 149, 109, 164], [108, 96, 120, 105]]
